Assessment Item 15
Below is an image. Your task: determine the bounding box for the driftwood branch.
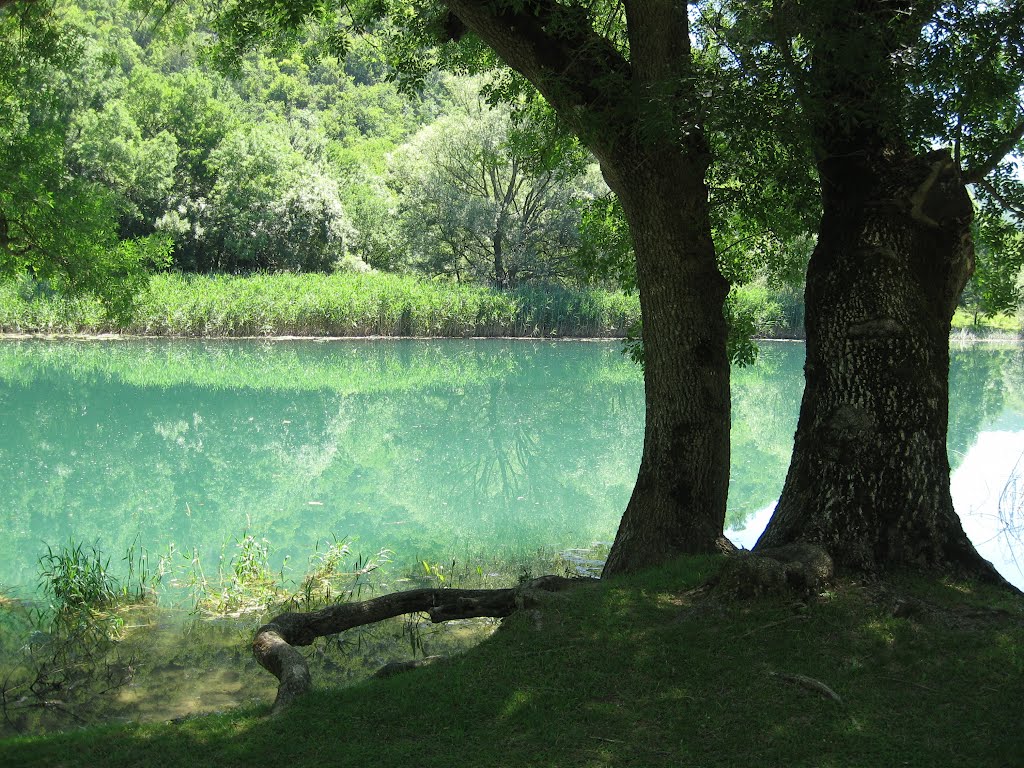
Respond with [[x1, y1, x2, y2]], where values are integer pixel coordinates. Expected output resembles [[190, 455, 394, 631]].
[[253, 575, 593, 713]]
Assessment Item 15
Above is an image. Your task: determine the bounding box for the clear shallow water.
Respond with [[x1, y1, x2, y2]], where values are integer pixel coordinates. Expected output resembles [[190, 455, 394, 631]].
[[0, 338, 1022, 591]]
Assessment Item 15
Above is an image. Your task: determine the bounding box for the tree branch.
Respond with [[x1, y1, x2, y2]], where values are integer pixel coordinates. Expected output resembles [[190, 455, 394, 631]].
[[768, 1, 811, 108], [624, 0, 691, 85], [976, 178, 1024, 220], [962, 116, 1024, 185], [0, 213, 33, 258], [442, 0, 632, 161], [253, 576, 595, 713]]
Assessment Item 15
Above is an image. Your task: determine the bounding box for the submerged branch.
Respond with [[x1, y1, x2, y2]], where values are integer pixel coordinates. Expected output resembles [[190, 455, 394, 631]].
[[252, 575, 594, 713]]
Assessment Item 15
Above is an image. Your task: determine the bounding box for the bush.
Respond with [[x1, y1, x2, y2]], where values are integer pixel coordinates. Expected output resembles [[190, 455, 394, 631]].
[[730, 282, 783, 335]]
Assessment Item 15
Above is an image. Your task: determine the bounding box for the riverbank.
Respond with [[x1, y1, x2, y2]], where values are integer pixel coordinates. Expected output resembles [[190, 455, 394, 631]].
[[2, 556, 1021, 767], [2, 272, 1019, 341], [0, 273, 641, 338], [0, 535, 566, 740]]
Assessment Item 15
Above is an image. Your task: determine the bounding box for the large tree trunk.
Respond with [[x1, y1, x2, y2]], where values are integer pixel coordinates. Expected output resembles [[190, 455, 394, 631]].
[[439, 0, 733, 575], [757, 149, 1003, 581], [602, 152, 732, 575]]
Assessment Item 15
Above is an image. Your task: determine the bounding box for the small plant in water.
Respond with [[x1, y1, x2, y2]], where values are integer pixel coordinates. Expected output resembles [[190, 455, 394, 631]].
[[179, 530, 394, 616], [0, 540, 159, 734], [189, 532, 279, 617], [292, 539, 393, 610], [38, 540, 120, 613], [296, 537, 353, 607], [421, 560, 447, 584], [38, 538, 162, 616]]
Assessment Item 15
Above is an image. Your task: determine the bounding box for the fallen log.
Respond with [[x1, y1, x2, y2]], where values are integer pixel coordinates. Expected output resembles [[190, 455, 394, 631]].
[[253, 575, 593, 713]]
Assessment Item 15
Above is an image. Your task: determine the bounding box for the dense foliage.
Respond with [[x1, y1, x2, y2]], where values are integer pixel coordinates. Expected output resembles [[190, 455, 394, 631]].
[[1, 0, 828, 345], [0, 1, 170, 316], [0, 0, 618, 288], [2, 0, 1022, 334]]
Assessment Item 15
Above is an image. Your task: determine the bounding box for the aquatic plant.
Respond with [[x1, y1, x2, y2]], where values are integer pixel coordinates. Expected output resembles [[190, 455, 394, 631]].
[[172, 531, 394, 618], [0, 540, 166, 734], [38, 541, 120, 613], [38, 539, 159, 615], [178, 533, 278, 617]]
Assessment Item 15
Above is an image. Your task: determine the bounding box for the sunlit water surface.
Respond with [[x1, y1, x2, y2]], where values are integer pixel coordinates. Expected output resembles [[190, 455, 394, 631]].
[[1, 338, 1022, 731], [1, 337, 1022, 588]]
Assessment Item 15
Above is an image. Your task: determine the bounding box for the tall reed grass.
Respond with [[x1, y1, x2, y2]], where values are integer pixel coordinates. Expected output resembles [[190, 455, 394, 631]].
[[0, 273, 641, 338]]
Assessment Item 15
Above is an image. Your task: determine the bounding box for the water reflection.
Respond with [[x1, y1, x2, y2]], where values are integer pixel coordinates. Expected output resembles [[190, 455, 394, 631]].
[[0, 338, 1022, 590], [0, 339, 644, 591]]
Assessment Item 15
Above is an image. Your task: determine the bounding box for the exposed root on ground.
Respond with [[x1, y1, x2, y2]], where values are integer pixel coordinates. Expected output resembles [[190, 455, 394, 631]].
[[713, 543, 835, 599]]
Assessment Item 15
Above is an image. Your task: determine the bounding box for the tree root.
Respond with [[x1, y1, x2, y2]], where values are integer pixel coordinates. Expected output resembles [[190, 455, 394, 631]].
[[713, 543, 834, 599], [768, 670, 843, 703], [253, 575, 594, 714]]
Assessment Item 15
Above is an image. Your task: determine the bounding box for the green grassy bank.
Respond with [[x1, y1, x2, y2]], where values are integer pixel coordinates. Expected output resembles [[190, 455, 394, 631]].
[[3, 557, 1021, 768], [4, 272, 1017, 340], [0, 273, 641, 338], [951, 308, 1024, 339]]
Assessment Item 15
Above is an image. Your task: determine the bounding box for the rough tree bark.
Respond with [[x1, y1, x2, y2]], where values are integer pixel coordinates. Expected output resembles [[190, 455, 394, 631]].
[[757, 1, 1007, 582], [441, 0, 731, 574], [253, 576, 591, 713], [601, 153, 732, 572], [757, 149, 1001, 579]]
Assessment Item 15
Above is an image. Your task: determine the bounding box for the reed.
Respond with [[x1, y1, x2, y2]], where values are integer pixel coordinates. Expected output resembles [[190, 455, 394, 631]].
[[0, 273, 641, 338]]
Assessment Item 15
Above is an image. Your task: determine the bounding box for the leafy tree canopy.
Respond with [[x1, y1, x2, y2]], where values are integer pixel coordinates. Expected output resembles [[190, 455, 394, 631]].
[[0, 1, 170, 316]]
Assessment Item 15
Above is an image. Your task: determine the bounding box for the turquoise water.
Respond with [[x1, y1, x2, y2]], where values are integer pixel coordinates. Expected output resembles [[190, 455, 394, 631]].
[[0, 338, 1022, 592], [0, 339, 643, 593]]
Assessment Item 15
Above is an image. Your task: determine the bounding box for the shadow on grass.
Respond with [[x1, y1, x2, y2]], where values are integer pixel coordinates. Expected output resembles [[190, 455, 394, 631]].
[[3, 558, 1023, 768]]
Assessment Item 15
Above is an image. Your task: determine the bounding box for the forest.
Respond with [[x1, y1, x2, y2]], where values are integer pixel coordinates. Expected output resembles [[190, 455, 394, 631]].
[[3, 0, 1021, 339], [1, 0, 622, 290], [0, 0, 884, 342], [2, 0, 1024, 764]]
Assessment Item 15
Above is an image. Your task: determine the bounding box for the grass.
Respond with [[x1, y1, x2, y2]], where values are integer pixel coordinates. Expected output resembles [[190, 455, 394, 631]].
[[0, 273, 641, 338], [2, 556, 1022, 767], [6, 273, 1017, 342]]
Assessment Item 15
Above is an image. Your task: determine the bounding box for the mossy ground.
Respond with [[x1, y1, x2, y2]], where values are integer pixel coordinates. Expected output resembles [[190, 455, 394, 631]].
[[2, 556, 1022, 768]]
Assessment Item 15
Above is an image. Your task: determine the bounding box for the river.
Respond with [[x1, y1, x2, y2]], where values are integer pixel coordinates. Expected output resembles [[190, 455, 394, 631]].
[[0, 338, 1021, 592], [1, 337, 1023, 733]]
